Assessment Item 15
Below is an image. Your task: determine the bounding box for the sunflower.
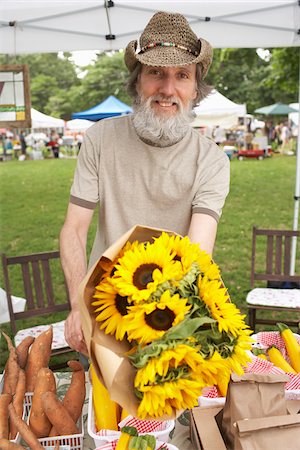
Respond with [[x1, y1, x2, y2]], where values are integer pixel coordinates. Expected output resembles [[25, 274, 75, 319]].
[[136, 377, 203, 419], [92, 279, 130, 340], [134, 343, 203, 387], [98, 240, 141, 279], [124, 290, 191, 344], [198, 277, 249, 337], [223, 331, 253, 375], [154, 233, 203, 274], [111, 240, 183, 302]]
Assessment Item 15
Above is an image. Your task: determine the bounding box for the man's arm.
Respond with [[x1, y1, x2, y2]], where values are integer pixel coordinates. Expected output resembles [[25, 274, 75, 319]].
[[188, 212, 218, 256], [60, 202, 94, 354]]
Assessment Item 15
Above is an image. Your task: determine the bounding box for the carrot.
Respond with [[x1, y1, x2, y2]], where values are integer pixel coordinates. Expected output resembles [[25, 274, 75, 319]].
[[62, 360, 85, 421], [49, 360, 85, 437], [0, 438, 26, 449], [16, 336, 35, 369], [29, 368, 56, 438], [8, 403, 43, 450], [41, 391, 79, 436], [2, 332, 20, 396], [0, 394, 12, 439], [25, 326, 53, 392], [9, 369, 26, 440]]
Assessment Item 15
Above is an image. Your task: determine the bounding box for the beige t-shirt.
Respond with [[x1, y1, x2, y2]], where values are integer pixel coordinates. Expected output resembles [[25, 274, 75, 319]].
[[70, 115, 230, 266]]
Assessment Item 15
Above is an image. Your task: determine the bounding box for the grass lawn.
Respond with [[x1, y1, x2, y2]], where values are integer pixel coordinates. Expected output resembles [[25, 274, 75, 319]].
[[0, 154, 298, 370]]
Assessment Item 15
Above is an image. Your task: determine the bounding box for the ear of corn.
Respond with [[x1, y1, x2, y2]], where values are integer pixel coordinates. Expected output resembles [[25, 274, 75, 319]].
[[116, 426, 138, 450], [90, 363, 119, 431], [267, 345, 297, 374], [277, 323, 300, 372]]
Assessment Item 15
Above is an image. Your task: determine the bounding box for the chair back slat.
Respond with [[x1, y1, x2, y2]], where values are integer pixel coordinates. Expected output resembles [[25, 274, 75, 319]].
[[32, 260, 45, 308], [283, 236, 291, 276], [275, 235, 282, 275], [42, 259, 55, 307], [21, 262, 35, 310], [266, 235, 274, 274]]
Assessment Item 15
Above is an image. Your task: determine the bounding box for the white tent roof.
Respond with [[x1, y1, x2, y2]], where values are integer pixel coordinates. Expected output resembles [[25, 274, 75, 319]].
[[192, 90, 247, 128], [31, 108, 65, 129], [1, 1, 299, 54], [65, 118, 94, 132], [289, 103, 299, 127]]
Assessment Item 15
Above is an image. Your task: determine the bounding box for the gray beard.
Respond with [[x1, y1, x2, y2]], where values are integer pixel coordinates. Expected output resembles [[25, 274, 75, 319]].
[[132, 95, 195, 147]]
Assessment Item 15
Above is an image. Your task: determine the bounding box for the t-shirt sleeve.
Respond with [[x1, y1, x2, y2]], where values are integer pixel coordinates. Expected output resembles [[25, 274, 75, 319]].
[[70, 131, 99, 209], [192, 148, 230, 222]]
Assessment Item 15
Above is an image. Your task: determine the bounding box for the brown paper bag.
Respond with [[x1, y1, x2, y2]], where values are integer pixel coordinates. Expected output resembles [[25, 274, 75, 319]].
[[234, 414, 300, 450], [220, 372, 290, 450], [79, 225, 178, 418]]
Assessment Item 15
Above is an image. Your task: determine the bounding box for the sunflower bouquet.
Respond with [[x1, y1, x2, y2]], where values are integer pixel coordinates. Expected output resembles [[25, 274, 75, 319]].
[[86, 226, 252, 420]]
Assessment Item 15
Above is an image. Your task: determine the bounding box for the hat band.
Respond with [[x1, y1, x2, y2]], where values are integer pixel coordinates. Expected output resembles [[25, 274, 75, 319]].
[[138, 42, 199, 57]]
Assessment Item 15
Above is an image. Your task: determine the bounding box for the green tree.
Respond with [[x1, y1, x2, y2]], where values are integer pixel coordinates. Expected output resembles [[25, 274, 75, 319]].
[[79, 51, 132, 110], [264, 47, 299, 103]]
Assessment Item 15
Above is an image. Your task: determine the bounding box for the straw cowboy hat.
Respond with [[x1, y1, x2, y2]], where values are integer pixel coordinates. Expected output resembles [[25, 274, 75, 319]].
[[124, 11, 213, 79]]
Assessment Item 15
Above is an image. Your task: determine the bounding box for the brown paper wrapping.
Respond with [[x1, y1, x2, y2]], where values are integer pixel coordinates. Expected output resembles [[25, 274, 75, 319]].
[[79, 225, 179, 419]]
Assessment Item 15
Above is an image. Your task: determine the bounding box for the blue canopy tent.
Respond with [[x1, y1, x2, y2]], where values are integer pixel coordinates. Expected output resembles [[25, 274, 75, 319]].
[[72, 95, 132, 121]]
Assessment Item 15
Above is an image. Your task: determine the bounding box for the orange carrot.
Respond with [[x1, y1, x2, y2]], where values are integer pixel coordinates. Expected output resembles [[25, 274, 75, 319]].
[[16, 336, 35, 370], [2, 332, 20, 396], [0, 394, 12, 439], [29, 368, 56, 438], [25, 326, 53, 392], [49, 360, 85, 437], [8, 403, 43, 450], [10, 369, 26, 440], [41, 392, 79, 436]]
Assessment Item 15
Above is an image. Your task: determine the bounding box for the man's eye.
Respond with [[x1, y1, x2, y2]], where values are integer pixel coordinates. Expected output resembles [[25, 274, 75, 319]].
[[148, 69, 161, 76], [179, 72, 189, 79]]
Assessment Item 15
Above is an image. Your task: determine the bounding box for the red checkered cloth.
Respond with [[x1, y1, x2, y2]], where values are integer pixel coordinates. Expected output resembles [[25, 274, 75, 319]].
[[95, 441, 118, 450], [255, 331, 300, 361], [97, 415, 168, 436], [119, 416, 167, 434], [202, 331, 300, 399], [95, 441, 171, 450]]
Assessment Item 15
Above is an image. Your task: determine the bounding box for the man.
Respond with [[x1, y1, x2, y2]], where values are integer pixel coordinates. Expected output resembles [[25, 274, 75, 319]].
[[60, 11, 230, 354]]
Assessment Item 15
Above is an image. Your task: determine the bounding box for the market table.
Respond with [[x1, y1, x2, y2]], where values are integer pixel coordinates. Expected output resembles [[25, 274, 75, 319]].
[[22, 372, 193, 450]]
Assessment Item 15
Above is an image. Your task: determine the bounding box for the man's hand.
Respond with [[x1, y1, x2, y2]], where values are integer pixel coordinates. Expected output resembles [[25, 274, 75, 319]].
[[64, 309, 88, 356]]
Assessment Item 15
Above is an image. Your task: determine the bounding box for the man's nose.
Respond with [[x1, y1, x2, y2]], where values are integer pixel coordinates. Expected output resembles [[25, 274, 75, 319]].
[[158, 76, 176, 97]]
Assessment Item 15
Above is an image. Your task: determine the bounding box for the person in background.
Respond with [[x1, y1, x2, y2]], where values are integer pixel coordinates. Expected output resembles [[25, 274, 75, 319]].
[[60, 11, 230, 354], [213, 125, 226, 146], [19, 131, 27, 156]]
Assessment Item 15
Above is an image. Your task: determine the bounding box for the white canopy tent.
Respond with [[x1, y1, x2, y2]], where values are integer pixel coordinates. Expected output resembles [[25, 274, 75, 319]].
[[65, 118, 94, 132], [0, 1, 299, 53], [31, 108, 64, 129], [1, 0, 299, 271], [192, 90, 246, 128]]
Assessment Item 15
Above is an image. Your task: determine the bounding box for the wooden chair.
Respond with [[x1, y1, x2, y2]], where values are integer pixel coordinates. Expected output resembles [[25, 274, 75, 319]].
[[1, 250, 76, 369], [246, 226, 300, 332]]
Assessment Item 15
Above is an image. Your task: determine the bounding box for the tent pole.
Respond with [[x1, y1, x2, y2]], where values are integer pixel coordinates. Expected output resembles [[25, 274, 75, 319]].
[[290, 48, 300, 275]]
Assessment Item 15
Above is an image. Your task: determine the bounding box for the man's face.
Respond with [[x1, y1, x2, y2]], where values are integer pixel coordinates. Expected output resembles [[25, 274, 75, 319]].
[[137, 65, 197, 118]]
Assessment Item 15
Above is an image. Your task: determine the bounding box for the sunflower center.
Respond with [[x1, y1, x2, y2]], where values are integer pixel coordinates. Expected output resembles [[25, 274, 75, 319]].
[[145, 307, 175, 331], [133, 263, 160, 289], [174, 254, 182, 262], [115, 294, 129, 316]]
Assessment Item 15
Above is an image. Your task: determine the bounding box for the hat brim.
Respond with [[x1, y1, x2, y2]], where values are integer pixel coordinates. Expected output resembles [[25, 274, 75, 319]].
[[124, 38, 213, 79]]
